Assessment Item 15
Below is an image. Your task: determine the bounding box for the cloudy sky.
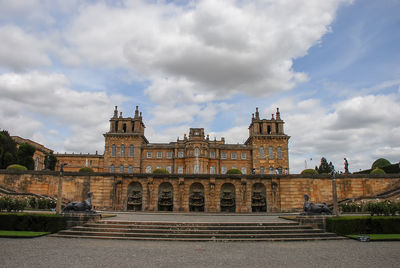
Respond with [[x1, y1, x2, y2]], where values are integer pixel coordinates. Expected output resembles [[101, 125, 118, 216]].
[[0, 0, 399, 173]]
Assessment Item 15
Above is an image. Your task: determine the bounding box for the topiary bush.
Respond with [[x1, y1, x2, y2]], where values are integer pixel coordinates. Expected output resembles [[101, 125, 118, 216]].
[[227, 169, 242, 174], [371, 158, 391, 169], [301, 169, 318, 175], [6, 164, 27, 171], [79, 167, 94, 173], [153, 168, 169, 174], [370, 168, 385, 175]]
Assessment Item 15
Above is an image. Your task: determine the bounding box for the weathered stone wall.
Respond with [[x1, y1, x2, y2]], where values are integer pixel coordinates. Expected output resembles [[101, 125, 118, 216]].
[[1, 170, 399, 212]]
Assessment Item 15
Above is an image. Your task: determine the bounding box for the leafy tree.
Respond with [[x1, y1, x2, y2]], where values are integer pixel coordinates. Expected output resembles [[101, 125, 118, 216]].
[[44, 152, 57, 170], [371, 158, 391, 170], [17, 142, 36, 170], [0, 130, 18, 169], [315, 157, 334, 174]]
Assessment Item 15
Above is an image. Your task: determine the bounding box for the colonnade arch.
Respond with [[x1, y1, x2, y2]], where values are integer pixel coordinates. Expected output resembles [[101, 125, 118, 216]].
[[251, 183, 266, 212], [158, 182, 174, 211], [220, 183, 236, 212], [127, 182, 142, 211], [189, 182, 205, 212]]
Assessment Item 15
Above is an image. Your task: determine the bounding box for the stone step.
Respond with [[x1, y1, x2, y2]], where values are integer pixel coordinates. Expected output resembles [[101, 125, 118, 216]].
[[98, 221, 300, 227], [71, 226, 322, 234], [51, 234, 347, 242], [84, 223, 311, 230], [56, 230, 337, 239]]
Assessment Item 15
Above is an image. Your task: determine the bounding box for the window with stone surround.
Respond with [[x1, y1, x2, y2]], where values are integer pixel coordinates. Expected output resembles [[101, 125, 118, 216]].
[[194, 164, 199, 174], [269, 166, 274, 174], [147, 152, 152, 158], [260, 166, 265, 174], [110, 165, 115, 173], [268, 146, 273, 159], [157, 152, 162, 158], [119, 165, 124, 173], [178, 166, 183, 174], [166, 152, 172, 158], [178, 151, 184, 158], [128, 165, 133, 173], [221, 166, 227, 174], [111, 145, 116, 157], [166, 166, 171, 173], [259, 146, 265, 158], [146, 166, 152, 173], [278, 166, 283, 174], [210, 166, 216, 174], [221, 152, 227, 159], [241, 152, 246, 159], [277, 146, 282, 159], [120, 144, 125, 157], [129, 145, 134, 157], [241, 167, 247, 174], [231, 152, 237, 159], [210, 151, 215, 158]]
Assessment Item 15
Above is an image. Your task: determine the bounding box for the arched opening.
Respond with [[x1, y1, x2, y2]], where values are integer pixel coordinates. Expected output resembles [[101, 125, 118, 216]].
[[127, 182, 142, 211], [115, 121, 118, 132], [251, 183, 266, 212], [267, 125, 272, 134], [158, 182, 173, 211], [189, 183, 205, 212], [220, 183, 235, 212]]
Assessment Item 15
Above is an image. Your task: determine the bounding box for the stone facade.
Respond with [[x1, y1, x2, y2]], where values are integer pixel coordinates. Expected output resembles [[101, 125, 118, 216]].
[[1, 170, 399, 212], [11, 136, 52, 171], [57, 106, 290, 176]]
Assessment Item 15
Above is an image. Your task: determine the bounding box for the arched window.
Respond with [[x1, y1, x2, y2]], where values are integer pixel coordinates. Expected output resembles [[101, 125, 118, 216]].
[[129, 145, 134, 157], [120, 144, 125, 157], [278, 166, 283, 174], [128, 165, 133, 173], [269, 166, 274, 174], [166, 166, 171, 173], [194, 147, 199, 157], [241, 167, 247, 174], [146, 166, 152, 173], [268, 146, 273, 159], [110, 165, 115, 173], [194, 164, 199, 174], [267, 125, 272, 134], [259, 146, 265, 158], [277, 146, 282, 159], [122, 123, 127, 133], [119, 165, 124, 173], [111, 144, 116, 157], [210, 166, 216, 174]]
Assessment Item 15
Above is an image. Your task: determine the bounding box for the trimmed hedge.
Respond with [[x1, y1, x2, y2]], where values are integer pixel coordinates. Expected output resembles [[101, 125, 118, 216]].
[[370, 168, 385, 174], [153, 168, 169, 174], [371, 158, 391, 169], [301, 169, 318, 175], [6, 164, 27, 171], [326, 216, 400, 235], [0, 213, 66, 233], [79, 167, 94, 173], [227, 169, 242, 174]]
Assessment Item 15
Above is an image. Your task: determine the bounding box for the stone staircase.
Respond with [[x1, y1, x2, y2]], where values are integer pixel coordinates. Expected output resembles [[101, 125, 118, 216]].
[[52, 220, 346, 242]]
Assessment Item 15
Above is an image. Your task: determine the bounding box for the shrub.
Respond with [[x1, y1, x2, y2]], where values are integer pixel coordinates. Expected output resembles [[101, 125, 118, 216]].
[[371, 158, 391, 169], [370, 168, 385, 174], [326, 216, 400, 235], [227, 169, 242, 174], [0, 213, 66, 233], [301, 169, 318, 175], [153, 168, 169, 174], [6, 164, 27, 171], [79, 167, 94, 173], [0, 196, 27, 212]]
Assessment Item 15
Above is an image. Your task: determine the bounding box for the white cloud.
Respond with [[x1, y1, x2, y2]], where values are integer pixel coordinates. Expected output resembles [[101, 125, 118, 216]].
[[0, 71, 125, 153]]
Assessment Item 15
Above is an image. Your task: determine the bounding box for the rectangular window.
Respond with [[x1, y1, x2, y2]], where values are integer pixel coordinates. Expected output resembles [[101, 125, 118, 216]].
[[146, 166, 152, 173], [210, 166, 215, 174], [241, 152, 246, 159], [260, 146, 265, 158], [268, 146, 273, 159], [277, 146, 282, 159], [231, 152, 237, 159], [260, 166, 265, 174], [166, 166, 171, 173], [166, 152, 172, 159], [221, 166, 227, 174], [194, 164, 199, 174], [221, 152, 227, 159], [210, 151, 215, 158], [128, 165, 133, 173], [157, 152, 162, 158], [120, 145, 125, 157], [241, 167, 247, 174], [178, 151, 184, 158], [147, 152, 152, 158], [119, 165, 124, 173], [129, 145, 134, 157], [111, 145, 116, 157], [178, 166, 183, 174]]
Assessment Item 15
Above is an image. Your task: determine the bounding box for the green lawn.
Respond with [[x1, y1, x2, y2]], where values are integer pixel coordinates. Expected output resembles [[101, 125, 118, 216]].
[[347, 234, 400, 241], [0, 230, 50, 238]]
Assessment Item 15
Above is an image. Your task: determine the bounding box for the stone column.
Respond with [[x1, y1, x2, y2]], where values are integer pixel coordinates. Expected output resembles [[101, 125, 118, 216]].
[[178, 177, 185, 211]]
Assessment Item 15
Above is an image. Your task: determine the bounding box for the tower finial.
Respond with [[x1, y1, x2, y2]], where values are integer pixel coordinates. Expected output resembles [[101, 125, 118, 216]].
[[113, 106, 118, 118], [255, 107, 260, 119], [135, 106, 139, 118], [276, 107, 281, 120]]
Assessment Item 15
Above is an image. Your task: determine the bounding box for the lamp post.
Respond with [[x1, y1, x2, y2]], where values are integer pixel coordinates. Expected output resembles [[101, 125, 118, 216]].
[[56, 163, 67, 214], [331, 169, 339, 216]]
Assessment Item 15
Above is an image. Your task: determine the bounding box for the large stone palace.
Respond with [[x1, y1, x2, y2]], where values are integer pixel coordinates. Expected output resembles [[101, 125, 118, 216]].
[[56, 106, 290, 176]]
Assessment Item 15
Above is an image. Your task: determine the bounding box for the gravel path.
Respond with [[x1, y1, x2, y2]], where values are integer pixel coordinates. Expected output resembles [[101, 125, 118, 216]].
[[1, 236, 399, 268]]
